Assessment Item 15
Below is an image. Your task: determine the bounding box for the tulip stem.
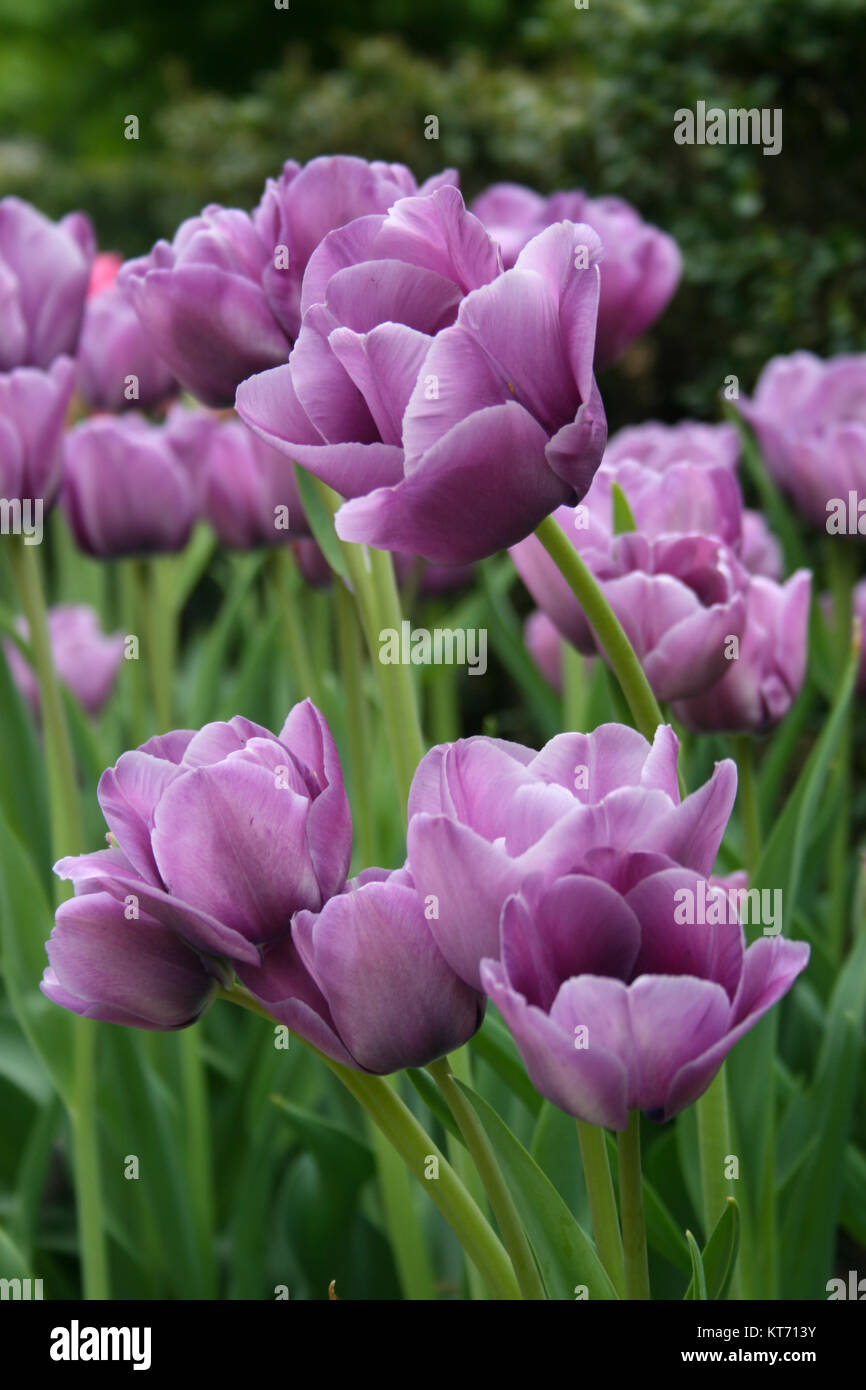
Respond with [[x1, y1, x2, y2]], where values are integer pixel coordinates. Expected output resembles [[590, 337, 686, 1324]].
[[267, 548, 323, 709], [696, 1064, 735, 1245], [218, 986, 521, 1300], [733, 736, 761, 875], [576, 1120, 627, 1298], [428, 1056, 546, 1300], [533, 515, 664, 743], [334, 578, 375, 867], [439, 1045, 493, 1300], [616, 1111, 650, 1300], [133, 560, 173, 732], [7, 538, 109, 1301]]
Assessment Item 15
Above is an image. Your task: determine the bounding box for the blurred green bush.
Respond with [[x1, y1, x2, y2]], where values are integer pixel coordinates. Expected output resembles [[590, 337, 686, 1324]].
[[0, 0, 864, 424]]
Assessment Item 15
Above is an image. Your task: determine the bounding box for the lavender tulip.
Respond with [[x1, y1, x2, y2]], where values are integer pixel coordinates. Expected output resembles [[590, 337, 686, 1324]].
[[54, 701, 352, 967], [0, 356, 76, 514], [0, 197, 94, 369], [238, 186, 607, 564], [739, 353, 866, 527], [240, 867, 483, 1071], [603, 419, 740, 473], [5, 605, 124, 717], [471, 184, 681, 366], [76, 285, 177, 412], [199, 416, 307, 549], [63, 413, 198, 557], [740, 509, 783, 580], [42, 892, 228, 1030]]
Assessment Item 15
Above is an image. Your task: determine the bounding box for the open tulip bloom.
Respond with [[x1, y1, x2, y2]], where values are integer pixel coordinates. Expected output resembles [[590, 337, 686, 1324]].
[[2, 165, 857, 1310]]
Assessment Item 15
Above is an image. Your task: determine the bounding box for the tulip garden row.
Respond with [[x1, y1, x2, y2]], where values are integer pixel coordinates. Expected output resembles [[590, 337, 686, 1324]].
[[0, 157, 863, 1303]]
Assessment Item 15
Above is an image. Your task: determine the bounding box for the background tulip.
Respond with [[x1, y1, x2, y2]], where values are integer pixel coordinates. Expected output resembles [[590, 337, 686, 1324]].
[[471, 183, 681, 366], [76, 285, 177, 412], [199, 415, 307, 548], [603, 419, 740, 473], [0, 197, 94, 369], [0, 356, 76, 512], [4, 604, 125, 717]]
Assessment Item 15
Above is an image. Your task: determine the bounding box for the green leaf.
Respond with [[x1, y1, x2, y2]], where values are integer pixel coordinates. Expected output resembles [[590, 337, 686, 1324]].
[[270, 1094, 376, 1191], [405, 1068, 463, 1144], [611, 482, 637, 534], [684, 1198, 740, 1301], [469, 1009, 543, 1118], [293, 463, 349, 582], [478, 558, 561, 740], [0, 1222, 31, 1280], [0, 642, 49, 880], [454, 1080, 619, 1300]]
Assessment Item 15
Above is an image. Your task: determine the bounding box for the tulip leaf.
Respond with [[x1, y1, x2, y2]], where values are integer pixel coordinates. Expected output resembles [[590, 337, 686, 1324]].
[[684, 1198, 740, 1300], [0, 644, 49, 882], [0, 1222, 31, 1281], [454, 1080, 619, 1300], [405, 1068, 463, 1144], [610, 482, 637, 534], [292, 463, 350, 583], [469, 1009, 543, 1117], [270, 1094, 377, 1189]]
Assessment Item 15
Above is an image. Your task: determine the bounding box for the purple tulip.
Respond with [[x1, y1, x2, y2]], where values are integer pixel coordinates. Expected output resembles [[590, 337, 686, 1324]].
[[54, 701, 352, 967], [199, 415, 307, 549], [5, 604, 124, 717], [63, 413, 198, 557], [673, 571, 811, 733], [0, 356, 76, 513], [471, 183, 681, 366], [739, 353, 866, 527], [525, 610, 565, 690], [603, 419, 740, 473], [239, 867, 483, 1071], [41, 892, 228, 1030], [407, 722, 739, 990], [76, 285, 177, 411], [252, 156, 458, 341], [0, 197, 94, 369], [740, 509, 783, 580], [117, 206, 290, 407], [238, 186, 608, 564]]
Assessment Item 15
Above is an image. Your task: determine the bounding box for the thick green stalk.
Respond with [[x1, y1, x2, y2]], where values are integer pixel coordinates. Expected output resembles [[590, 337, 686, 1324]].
[[696, 1066, 734, 1241], [133, 560, 172, 731], [617, 1111, 650, 1300], [562, 643, 587, 731], [219, 987, 520, 1299], [334, 579, 375, 866], [428, 1056, 545, 1300], [441, 1046, 493, 1300], [179, 1028, 216, 1295], [534, 514, 663, 741], [576, 1120, 626, 1298], [366, 1103, 437, 1301]]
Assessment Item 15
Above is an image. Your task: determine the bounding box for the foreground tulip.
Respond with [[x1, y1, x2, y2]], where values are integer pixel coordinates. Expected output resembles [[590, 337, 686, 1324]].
[[0, 357, 76, 514], [239, 186, 608, 564], [673, 571, 811, 733], [0, 197, 94, 369], [42, 892, 228, 1029], [240, 868, 483, 1071], [5, 604, 124, 717], [739, 352, 866, 526], [407, 723, 738, 989], [54, 701, 352, 967], [63, 413, 198, 557], [76, 285, 177, 412], [471, 184, 681, 366]]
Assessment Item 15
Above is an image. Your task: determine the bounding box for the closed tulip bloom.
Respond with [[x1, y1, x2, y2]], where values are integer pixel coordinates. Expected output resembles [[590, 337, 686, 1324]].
[[240, 868, 483, 1071], [481, 873, 808, 1130], [63, 414, 198, 557], [200, 416, 307, 548], [740, 509, 783, 580], [42, 892, 228, 1030], [76, 286, 177, 412], [55, 701, 352, 967], [407, 722, 738, 990], [5, 604, 124, 716], [471, 183, 681, 366], [0, 356, 76, 510], [739, 353, 866, 526], [239, 186, 608, 564], [117, 206, 290, 407], [0, 197, 94, 369], [673, 570, 812, 733]]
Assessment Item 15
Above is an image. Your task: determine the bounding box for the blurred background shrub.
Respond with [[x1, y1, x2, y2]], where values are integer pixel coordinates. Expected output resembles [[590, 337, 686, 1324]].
[[0, 0, 863, 424]]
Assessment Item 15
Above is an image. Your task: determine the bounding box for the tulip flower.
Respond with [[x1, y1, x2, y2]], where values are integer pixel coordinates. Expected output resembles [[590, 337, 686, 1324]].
[[76, 286, 177, 412], [42, 892, 228, 1030], [5, 604, 125, 717], [603, 419, 740, 473], [740, 509, 783, 580], [739, 352, 866, 527], [238, 186, 607, 565], [240, 867, 483, 1071], [471, 183, 681, 366], [63, 413, 198, 557], [0, 197, 94, 369], [673, 571, 811, 733], [199, 416, 307, 549], [54, 701, 352, 967], [525, 610, 565, 690], [0, 356, 76, 515]]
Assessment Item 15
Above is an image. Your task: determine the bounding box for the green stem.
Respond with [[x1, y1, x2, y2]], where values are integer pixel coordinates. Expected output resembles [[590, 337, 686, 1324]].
[[576, 1120, 626, 1298], [534, 514, 664, 742], [440, 1045, 492, 1300], [617, 1111, 650, 1300], [179, 1028, 216, 1295], [562, 642, 587, 731], [334, 579, 375, 866], [733, 736, 761, 876], [366, 1103, 437, 1300], [428, 1056, 545, 1300], [133, 560, 172, 731], [268, 547, 323, 707], [695, 1065, 734, 1242], [7, 539, 109, 1301], [118, 563, 147, 746], [825, 538, 855, 957], [218, 986, 519, 1299]]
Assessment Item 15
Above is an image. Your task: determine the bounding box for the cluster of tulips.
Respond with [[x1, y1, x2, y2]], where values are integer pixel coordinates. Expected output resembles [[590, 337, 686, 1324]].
[[0, 153, 863, 1302]]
